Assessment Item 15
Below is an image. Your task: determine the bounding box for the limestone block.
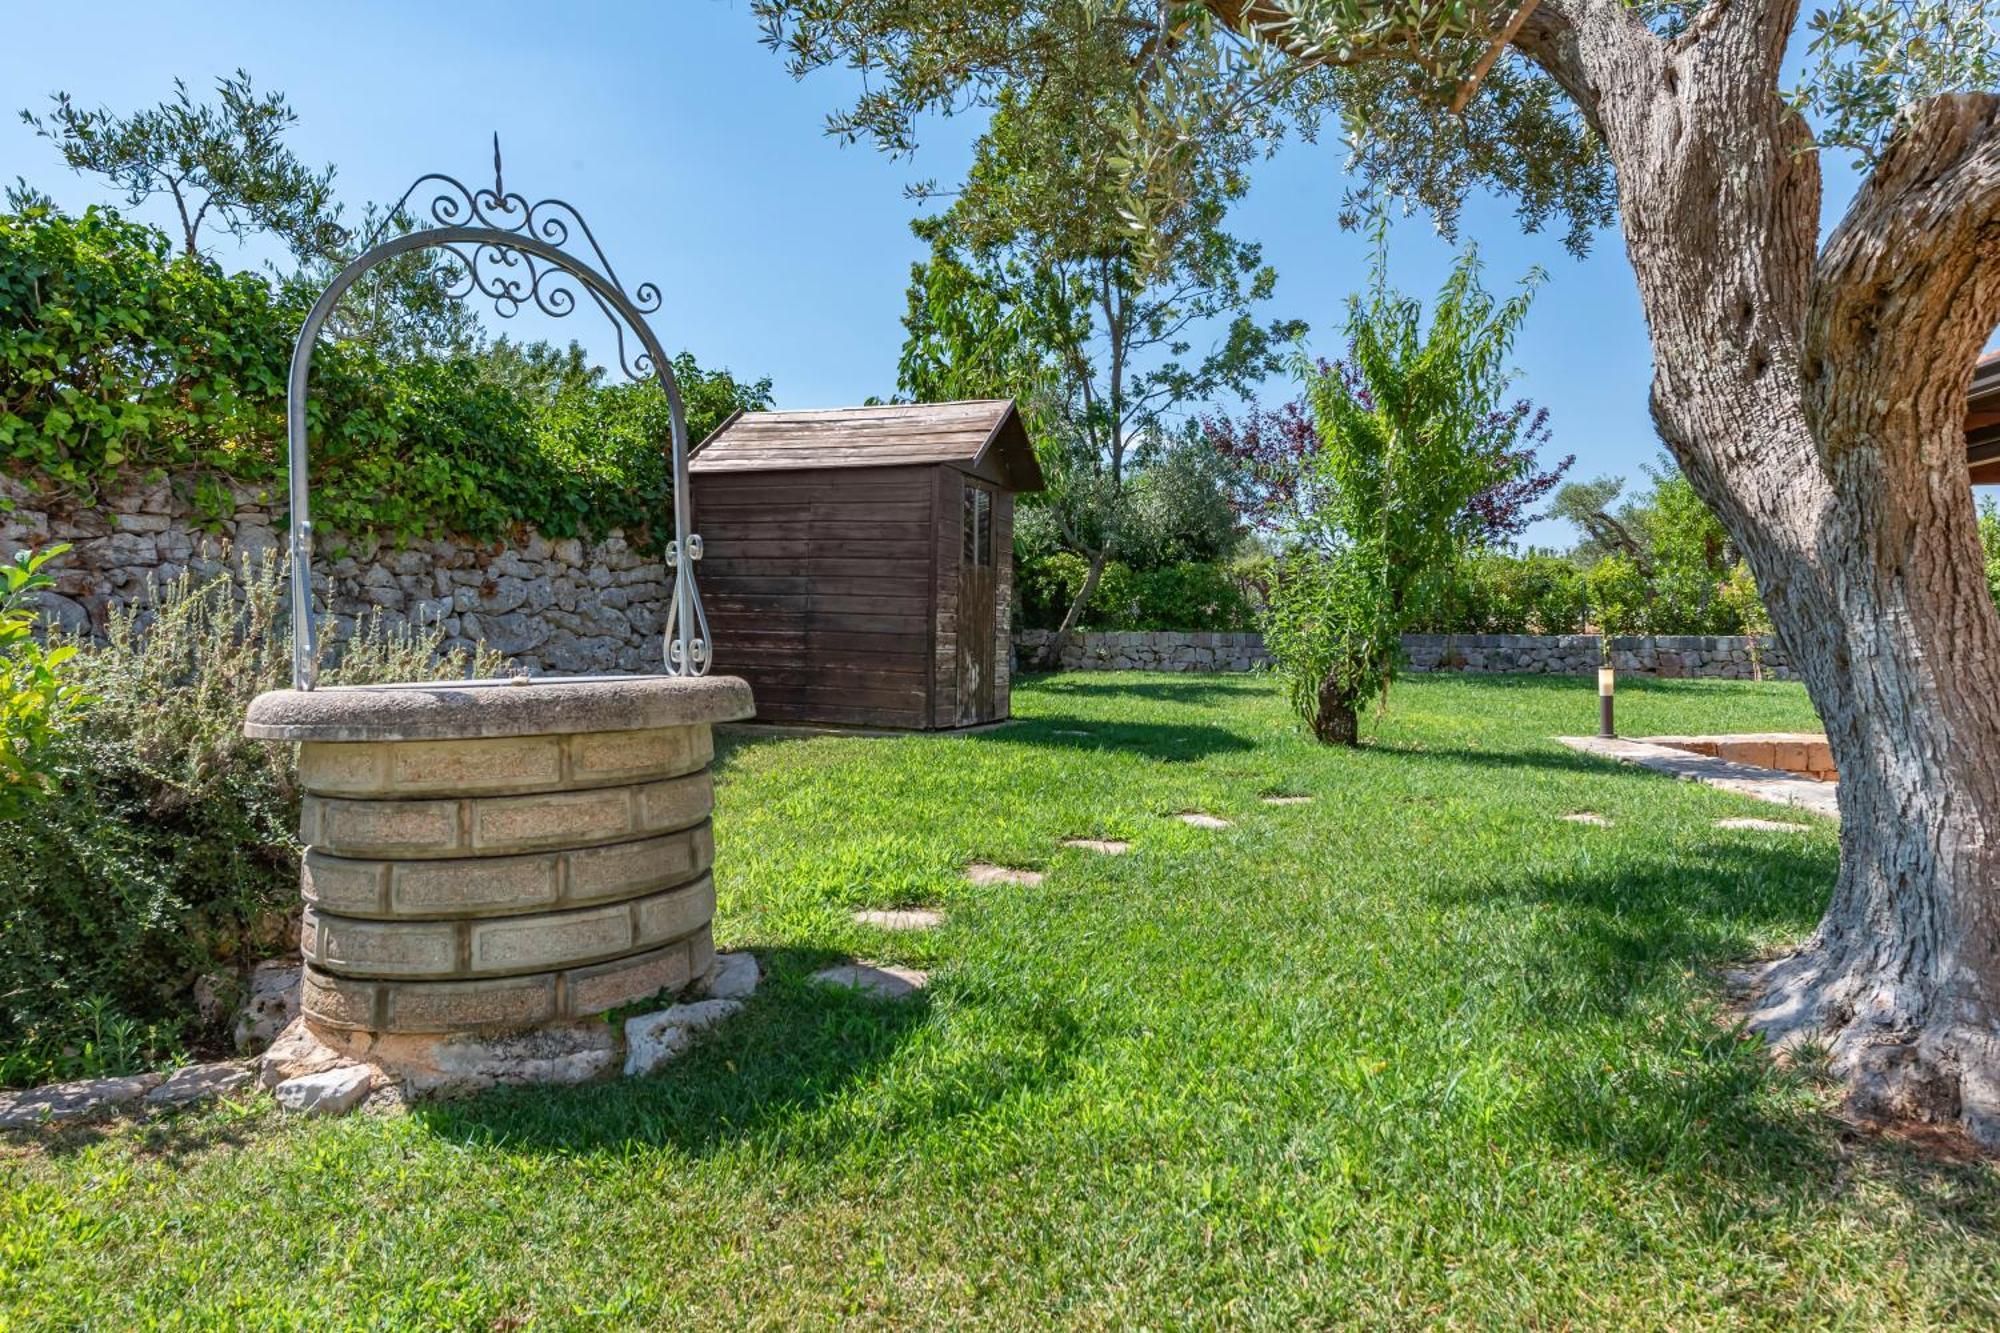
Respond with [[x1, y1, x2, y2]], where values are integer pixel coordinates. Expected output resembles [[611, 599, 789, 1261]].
[[146, 1061, 252, 1108], [568, 938, 696, 1016], [701, 950, 760, 1000], [467, 902, 633, 975], [0, 1073, 163, 1128], [388, 850, 561, 917], [382, 973, 559, 1032], [274, 1065, 374, 1116], [624, 998, 743, 1077], [234, 958, 302, 1052]]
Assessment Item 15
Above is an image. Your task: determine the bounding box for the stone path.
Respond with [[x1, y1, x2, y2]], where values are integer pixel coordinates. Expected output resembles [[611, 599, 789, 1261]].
[[1176, 812, 1233, 830], [1559, 735, 1840, 821], [1062, 837, 1130, 855], [853, 908, 945, 930], [965, 862, 1044, 887], [810, 962, 929, 1000]]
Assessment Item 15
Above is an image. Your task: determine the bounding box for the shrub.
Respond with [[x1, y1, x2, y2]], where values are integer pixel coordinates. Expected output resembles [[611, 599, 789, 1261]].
[[0, 545, 87, 817], [1423, 550, 1587, 635], [0, 558, 497, 1087], [0, 204, 769, 550], [1017, 552, 1254, 631]]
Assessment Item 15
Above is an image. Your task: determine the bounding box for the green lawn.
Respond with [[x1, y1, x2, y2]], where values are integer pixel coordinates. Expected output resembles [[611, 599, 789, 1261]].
[[4, 672, 1996, 1327]]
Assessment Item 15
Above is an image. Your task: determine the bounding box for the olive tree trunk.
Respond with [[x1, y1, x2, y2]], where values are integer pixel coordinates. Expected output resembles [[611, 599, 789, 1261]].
[[1037, 546, 1110, 670], [1504, 0, 2000, 1144]]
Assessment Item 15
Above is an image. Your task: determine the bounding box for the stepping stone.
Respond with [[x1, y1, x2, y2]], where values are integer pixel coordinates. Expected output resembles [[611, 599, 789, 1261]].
[[0, 1072, 163, 1128], [811, 962, 928, 1000], [965, 862, 1044, 887], [1261, 795, 1313, 806], [1714, 817, 1811, 832], [701, 950, 761, 1001], [1053, 729, 1094, 737], [853, 908, 945, 930], [1062, 837, 1130, 855], [274, 1065, 374, 1117], [1176, 812, 1233, 830], [624, 998, 744, 1077], [1562, 812, 1613, 826], [145, 1061, 251, 1109]]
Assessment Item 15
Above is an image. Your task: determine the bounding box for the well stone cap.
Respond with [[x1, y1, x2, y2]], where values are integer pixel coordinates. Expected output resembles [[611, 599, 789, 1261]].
[[245, 674, 755, 742]]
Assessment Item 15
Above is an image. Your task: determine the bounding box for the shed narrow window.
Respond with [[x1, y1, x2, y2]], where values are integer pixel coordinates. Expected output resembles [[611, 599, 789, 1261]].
[[963, 485, 993, 566]]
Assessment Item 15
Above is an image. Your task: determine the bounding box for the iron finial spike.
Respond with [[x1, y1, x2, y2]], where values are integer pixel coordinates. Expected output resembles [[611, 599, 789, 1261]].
[[492, 132, 503, 198]]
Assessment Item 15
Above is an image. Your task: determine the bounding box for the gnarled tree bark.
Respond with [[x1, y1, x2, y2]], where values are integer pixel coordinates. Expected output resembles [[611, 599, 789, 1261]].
[[1209, 0, 2000, 1144]]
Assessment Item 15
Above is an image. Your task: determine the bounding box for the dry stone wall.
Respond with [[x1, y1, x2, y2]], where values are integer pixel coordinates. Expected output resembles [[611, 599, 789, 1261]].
[[3, 475, 674, 675], [1015, 628, 1793, 679], [7, 479, 1794, 684]]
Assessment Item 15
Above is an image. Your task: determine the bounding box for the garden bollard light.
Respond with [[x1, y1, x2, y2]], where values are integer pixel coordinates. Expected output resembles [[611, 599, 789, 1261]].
[[1598, 664, 1616, 738]]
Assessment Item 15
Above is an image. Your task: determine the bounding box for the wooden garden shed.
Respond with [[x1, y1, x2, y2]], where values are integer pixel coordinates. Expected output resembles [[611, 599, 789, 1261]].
[[687, 400, 1044, 730], [1967, 351, 2000, 482]]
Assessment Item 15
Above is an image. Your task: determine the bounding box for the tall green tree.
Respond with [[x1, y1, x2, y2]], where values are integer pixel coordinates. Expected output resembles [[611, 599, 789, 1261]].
[[755, 0, 2000, 1147], [22, 71, 476, 358], [1261, 249, 1541, 742], [21, 70, 339, 261], [896, 86, 1302, 662]]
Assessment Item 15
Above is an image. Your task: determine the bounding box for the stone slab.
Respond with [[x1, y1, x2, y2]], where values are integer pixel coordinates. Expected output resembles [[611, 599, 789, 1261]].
[[245, 674, 754, 742], [1062, 838, 1130, 854], [1176, 812, 1233, 830]]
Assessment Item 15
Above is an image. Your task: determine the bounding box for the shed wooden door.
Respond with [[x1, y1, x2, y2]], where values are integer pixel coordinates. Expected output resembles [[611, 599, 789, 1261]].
[[956, 481, 997, 724]]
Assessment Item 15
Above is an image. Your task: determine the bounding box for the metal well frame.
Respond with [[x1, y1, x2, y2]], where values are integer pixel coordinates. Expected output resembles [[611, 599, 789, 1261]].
[[285, 139, 709, 689]]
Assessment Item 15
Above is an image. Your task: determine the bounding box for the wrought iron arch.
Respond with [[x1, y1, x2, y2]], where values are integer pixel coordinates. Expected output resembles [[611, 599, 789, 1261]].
[[285, 140, 709, 690]]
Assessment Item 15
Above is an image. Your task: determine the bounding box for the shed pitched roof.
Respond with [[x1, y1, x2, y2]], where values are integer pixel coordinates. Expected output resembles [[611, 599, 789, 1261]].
[[690, 400, 1044, 491], [1969, 351, 2000, 484]]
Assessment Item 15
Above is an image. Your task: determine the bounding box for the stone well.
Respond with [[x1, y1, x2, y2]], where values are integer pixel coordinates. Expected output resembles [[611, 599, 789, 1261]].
[[245, 674, 754, 1036]]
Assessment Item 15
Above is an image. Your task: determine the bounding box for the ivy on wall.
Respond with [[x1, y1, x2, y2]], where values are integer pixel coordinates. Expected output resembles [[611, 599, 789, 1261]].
[[0, 205, 771, 549]]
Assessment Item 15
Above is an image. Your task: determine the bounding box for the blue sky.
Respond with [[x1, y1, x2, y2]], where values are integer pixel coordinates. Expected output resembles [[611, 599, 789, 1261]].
[[0, 0, 1934, 548]]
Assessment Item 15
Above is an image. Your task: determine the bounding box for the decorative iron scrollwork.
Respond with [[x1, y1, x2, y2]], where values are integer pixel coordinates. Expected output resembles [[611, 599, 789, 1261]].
[[359, 136, 664, 381], [284, 139, 708, 688]]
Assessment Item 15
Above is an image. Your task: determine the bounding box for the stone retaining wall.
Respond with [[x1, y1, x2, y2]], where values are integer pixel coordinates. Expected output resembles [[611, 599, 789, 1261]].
[[3, 475, 672, 675], [8, 479, 1794, 684], [1014, 628, 1793, 679]]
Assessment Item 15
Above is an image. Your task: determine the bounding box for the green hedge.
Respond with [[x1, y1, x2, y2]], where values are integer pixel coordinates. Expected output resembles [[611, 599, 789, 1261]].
[[1018, 551, 1256, 632], [0, 559, 497, 1087], [1, 205, 767, 548]]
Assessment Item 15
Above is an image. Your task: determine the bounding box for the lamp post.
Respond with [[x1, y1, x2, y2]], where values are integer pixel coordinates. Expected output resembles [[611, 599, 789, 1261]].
[[1598, 660, 1616, 738]]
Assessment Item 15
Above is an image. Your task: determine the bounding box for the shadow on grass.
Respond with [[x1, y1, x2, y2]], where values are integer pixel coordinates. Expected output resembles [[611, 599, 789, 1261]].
[[407, 947, 1087, 1159], [1439, 841, 2000, 1234], [1021, 672, 1260, 705], [972, 717, 1257, 762]]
